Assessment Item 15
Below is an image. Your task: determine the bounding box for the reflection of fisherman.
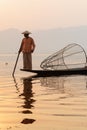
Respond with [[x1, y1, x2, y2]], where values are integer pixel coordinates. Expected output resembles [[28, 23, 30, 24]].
[[19, 31, 36, 70], [20, 78, 35, 109], [20, 78, 36, 124]]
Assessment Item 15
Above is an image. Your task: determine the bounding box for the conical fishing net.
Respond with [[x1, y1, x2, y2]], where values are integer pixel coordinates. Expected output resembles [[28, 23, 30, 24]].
[[40, 43, 87, 70]]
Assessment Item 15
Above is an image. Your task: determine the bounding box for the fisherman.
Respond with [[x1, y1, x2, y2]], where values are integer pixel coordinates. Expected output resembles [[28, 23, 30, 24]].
[[19, 31, 36, 70]]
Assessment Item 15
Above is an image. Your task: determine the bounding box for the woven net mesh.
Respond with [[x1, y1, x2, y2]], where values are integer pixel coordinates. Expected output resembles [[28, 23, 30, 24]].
[[40, 43, 87, 70]]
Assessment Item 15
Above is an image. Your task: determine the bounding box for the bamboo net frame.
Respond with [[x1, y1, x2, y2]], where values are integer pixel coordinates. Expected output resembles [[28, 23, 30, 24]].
[[40, 43, 87, 70]]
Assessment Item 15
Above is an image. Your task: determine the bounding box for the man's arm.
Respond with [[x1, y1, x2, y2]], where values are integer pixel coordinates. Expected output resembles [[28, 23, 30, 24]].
[[19, 40, 23, 53], [31, 39, 36, 53]]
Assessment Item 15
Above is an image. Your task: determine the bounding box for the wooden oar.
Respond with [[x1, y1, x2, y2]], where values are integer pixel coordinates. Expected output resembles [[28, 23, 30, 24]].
[[12, 52, 20, 76]]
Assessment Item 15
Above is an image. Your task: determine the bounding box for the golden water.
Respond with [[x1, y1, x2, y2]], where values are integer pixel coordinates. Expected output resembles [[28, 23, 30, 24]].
[[0, 74, 87, 130], [0, 54, 87, 130]]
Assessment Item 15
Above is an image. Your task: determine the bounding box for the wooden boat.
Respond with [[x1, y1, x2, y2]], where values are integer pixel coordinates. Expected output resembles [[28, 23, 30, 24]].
[[20, 67, 87, 77]]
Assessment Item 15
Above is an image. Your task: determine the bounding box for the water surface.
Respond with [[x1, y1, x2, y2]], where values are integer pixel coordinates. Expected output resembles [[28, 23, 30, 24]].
[[0, 54, 87, 130]]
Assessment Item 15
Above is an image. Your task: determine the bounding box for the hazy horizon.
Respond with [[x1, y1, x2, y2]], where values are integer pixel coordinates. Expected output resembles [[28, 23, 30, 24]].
[[0, 26, 87, 55]]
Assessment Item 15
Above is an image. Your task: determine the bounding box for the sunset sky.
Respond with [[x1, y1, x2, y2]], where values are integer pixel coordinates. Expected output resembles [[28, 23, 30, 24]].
[[0, 0, 87, 31]]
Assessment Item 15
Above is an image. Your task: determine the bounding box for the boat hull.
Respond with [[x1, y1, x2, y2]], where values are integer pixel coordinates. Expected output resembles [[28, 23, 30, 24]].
[[20, 68, 87, 77]]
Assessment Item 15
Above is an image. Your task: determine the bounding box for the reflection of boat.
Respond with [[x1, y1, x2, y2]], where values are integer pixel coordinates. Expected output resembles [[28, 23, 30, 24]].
[[20, 67, 87, 77], [21, 43, 87, 77]]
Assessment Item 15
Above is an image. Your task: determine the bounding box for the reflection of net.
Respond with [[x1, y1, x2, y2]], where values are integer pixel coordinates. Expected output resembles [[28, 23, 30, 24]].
[[40, 43, 87, 70], [40, 77, 65, 94]]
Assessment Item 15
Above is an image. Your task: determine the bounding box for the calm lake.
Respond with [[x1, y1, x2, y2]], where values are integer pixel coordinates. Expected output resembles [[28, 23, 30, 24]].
[[0, 54, 87, 130]]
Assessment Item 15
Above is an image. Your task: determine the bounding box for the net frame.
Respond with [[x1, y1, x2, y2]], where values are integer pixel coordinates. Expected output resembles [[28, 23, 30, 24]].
[[40, 43, 87, 70]]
